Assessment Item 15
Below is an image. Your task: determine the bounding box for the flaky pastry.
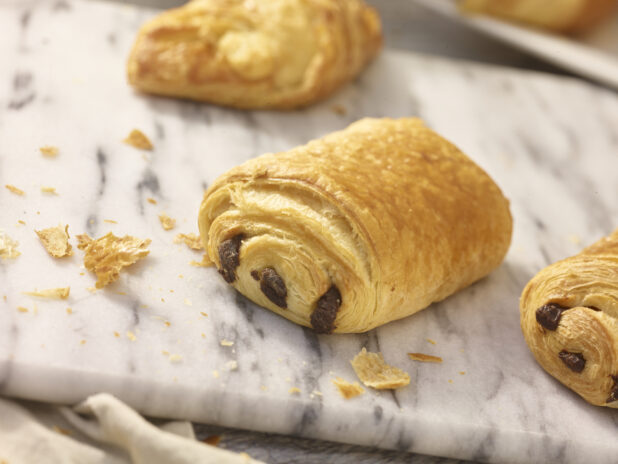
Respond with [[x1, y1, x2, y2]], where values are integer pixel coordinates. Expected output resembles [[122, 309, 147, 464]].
[[460, 0, 617, 34], [520, 228, 618, 407], [198, 118, 512, 333], [127, 0, 382, 109]]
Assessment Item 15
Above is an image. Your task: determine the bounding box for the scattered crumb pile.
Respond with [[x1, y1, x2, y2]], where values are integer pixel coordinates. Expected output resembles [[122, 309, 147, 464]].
[[158, 213, 176, 230], [123, 129, 153, 150], [174, 233, 203, 250], [407, 353, 443, 363], [77, 232, 151, 288], [36, 224, 73, 257], [24, 287, 70, 299], [0, 230, 20, 259], [332, 377, 364, 399], [351, 348, 410, 390]]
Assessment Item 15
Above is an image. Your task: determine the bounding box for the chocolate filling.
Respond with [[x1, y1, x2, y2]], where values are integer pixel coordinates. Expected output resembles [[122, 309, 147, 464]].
[[310, 286, 341, 334], [558, 350, 586, 373], [259, 267, 287, 308], [250, 270, 260, 281], [606, 375, 618, 404], [535, 303, 569, 331], [218, 235, 243, 283]]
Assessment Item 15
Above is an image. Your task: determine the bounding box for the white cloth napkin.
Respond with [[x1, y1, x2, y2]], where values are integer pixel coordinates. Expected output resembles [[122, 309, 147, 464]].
[[0, 394, 266, 464]]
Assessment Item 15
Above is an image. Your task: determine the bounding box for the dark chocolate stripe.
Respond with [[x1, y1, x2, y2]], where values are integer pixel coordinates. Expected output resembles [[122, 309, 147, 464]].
[[535, 303, 569, 331], [259, 267, 287, 308], [310, 286, 341, 334], [558, 351, 586, 373], [218, 235, 243, 283]]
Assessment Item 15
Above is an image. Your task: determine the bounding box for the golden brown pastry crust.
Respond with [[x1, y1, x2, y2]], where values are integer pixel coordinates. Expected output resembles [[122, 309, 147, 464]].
[[127, 0, 382, 109], [460, 0, 617, 34], [198, 118, 512, 333], [520, 229, 618, 407]]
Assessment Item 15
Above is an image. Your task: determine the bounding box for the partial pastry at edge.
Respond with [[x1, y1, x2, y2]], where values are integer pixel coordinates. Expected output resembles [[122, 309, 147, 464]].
[[127, 0, 382, 109], [198, 118, 512, 333], [520, 228, 618, 407], [460, 0, 618, 34]]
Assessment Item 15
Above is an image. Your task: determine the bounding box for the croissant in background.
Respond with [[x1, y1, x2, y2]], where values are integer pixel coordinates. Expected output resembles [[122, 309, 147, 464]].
[[198, 118, 512, 333], [460, 0, 617, 34], [520, 229, 618, 407], [127, 0, 382, 109]]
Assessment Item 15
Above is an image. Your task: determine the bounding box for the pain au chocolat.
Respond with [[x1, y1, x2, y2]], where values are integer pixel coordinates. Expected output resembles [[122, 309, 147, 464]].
[[198, 118, 513, 333], [127, 0, 382, 109], [520, 229, 618, 407]]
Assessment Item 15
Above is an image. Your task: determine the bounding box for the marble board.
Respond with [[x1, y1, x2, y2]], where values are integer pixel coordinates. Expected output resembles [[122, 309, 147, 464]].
[[1, 1, 618, 463]]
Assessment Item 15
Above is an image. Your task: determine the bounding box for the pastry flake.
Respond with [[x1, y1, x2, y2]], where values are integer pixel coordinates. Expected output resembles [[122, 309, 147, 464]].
[[5, 184, 25, 196], [0, 230, 20, 259], [123, 129, 153, 150], [332, 377, 364, 399], [408, 353, 443, 364], [158, 213, 176, 231], [174, 232, 203, 250], [351, 348, 410, 390], [127, 0, 382, 109], [77, 232, 151, 288], [36, 224, 73, 258], [23, 287, 70, 299], [40, 145, 59, 157]]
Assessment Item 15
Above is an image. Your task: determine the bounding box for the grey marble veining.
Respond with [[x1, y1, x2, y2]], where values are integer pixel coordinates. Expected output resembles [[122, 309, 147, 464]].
[[1, 1, 618, 463]]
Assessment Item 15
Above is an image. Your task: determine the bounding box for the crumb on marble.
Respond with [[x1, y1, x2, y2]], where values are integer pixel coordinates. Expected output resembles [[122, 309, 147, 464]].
[[17, 306, 29, 313], [162, 350, 170, 356], [77, 232, 150, 288], [41, 186, 58, 195], [190, 253, 213, 267], [426, 338, 437, 345], [213, 370, 220, 378], [114, 331, 120, 338], [332, 377, 364, 399], [174, 233, 203, 250], [220, 339, 234, 347], [80, 339, 86, 345], [202, 435, 221, 446], [66, 307, 73, 314], [408, 353, 443, 364], [311, 389, 323, 397], [459, 371, 466, 375], [225, 360, 238, 371], [164, 321, 171, 327], [201, 333, 206, 338], [103, 219, 117, 224], [5, 184, 25, 196], [123, 129, 153, 150], [23, 287, 70, 300], [351, 348, 410, 390], [169, 354, 182, 363], [178, 274, 184, 279], [40, 145, 59, 157], [184, 298, 192, 306], [147, 197, 157, 205], [127, 331, 137, 342], [36, 224, 73, 258], [86, 287, 97, 293], [17, 220, 26, 225], [158, 213, 176, 231], [0, 230, 21, 259], [448, 379, 454, 384], [260, 385, 267, 391], [288, 387, 301, 395]]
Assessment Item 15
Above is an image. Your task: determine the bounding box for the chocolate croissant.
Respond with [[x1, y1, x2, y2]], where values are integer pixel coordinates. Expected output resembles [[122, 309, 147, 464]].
[[460, 0, 617, 33], [520, 229, 618, 407], [127, 0, 382, 109], [198, 118, 512, 333]]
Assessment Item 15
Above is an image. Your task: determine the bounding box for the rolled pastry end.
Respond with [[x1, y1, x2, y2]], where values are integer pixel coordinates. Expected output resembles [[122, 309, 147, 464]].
[[520, 229, 618, 408]]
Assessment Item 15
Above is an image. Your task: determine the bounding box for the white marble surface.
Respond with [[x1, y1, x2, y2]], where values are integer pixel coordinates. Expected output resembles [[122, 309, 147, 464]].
[[1, 1, 618, 463]]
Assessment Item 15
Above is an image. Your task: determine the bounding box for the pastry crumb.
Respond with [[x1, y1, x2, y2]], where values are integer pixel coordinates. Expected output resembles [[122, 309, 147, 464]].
[[123, 129, 153, 150], [169, 354, 183, 363], [80, 339, 87, 345], [190, 253, 212, 267], [332, 377, 364, 399], [174, 233, 203, 250], [126, 331, 137, 342], [158, 213, 176, 231], [448, 379, 454, 384], [5, 184, 25, 196], [311, 389, 323, 397], [260, 385, 267, 391], [225, 360, 238, 371], [220, 339, 234, 347], [17, 220, 26, 225], [114, 331, 120, 338], [164, 321, 171, 327], [0, 230, 21, 259], [66, 307, 73, 315], [40, 145, 59, 157], [408, 353, 443, 363], [41, 186, 58, 195], [36, 224, 73, 258], [17, 306, 29, 313], [77, 232, 150, 288], [200, 311, 208, 317], [23, 287, 70, 299], [183, 298, 192, 306], [213, 370, 220, 378], [351, 348, 410, 390], [147, 197, 157, 205], [288, 387, 301, 395], [426, 338, 437, 345], [103, 219, 117, 224]]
